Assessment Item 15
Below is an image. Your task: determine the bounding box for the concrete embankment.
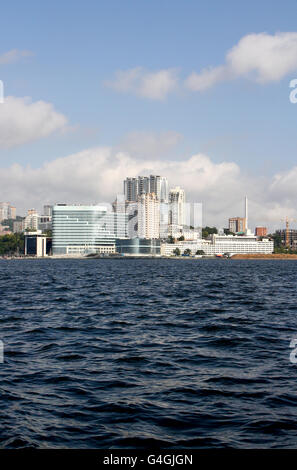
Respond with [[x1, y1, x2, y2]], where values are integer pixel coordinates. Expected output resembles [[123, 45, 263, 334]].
[[232, 254, 297, 259]]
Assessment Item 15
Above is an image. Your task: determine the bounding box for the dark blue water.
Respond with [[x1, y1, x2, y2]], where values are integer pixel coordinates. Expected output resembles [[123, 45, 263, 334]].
[[1, 258, 297, 448]]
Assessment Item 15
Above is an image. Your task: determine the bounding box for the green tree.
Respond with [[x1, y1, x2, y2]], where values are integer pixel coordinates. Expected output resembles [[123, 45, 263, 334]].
[[184, 248, 191, 256], [224, 228, 235, 235], [178, 235, 185, 241], [173, 247, 181, 256], [0, 233, 24, 256], [196, 249, 205, 255], [202, 226, 217, 238]]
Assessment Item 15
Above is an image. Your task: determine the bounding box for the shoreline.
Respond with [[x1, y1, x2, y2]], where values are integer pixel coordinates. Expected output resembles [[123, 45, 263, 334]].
[[231, 254, 297, 259], [1, 254, 297, 260]]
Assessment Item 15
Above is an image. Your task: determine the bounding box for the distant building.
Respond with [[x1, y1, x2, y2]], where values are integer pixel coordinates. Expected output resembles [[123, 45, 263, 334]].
[[24, 209, 39, 231], [0, 225, 11, 235], [124, 175, 168, 202], [255, 227, 267, 237], [276, 229, 297, 249], [169, 186, 186, 229], [43, 205, 53, 217], [13, 220, 24, 233], [9, 207, 16, 220], [229, 217, 246, 234], [38, 216, 52, 232], [0, 202, 16, 222], [52, 204, 127, 255]]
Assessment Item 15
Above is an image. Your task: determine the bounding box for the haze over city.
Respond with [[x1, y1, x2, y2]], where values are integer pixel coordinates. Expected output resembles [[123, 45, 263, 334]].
[[1, 0, 297, 230]]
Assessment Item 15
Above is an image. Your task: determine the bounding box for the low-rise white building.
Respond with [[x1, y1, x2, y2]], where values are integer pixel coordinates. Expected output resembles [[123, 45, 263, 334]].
[[161, 234, 274, 256]]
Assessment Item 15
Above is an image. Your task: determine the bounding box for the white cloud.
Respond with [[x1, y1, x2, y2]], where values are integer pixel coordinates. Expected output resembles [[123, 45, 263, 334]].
[[1, 145, 297, 231], [0, 96, 68, 148], [118, 131, 183, 159], [0, 49, 33, 65], [105, 67, 178, 100], [186, 32, 297, 91], [186, 66, 228, 91]]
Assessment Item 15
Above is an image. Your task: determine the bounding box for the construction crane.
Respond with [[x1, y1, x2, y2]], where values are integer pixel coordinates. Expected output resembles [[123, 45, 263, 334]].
[[281, 217, 297, 247]]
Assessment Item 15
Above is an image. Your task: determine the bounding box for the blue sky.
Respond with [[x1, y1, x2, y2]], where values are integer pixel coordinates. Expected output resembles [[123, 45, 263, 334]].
[[1, 0, 297, 227]]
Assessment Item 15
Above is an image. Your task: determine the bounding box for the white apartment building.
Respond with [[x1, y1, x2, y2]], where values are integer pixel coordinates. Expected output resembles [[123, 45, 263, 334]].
[[23, 209, 39, 231], [137, 193, 160, 239], [161, 234, 274, 256]]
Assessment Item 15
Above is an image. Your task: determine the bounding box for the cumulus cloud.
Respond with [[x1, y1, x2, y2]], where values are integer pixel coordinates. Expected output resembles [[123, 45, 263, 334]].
[[0, 96, 68, 148], [118, 131, 183, 159], [1, 145, 296, 231], [105, 67, 179, 100], [186, 32, 297, 91], [0, 49, 33, 65]]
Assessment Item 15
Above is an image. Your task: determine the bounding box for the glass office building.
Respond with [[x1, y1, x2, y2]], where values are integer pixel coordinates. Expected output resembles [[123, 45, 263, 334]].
[[52, 204, 127, 255]]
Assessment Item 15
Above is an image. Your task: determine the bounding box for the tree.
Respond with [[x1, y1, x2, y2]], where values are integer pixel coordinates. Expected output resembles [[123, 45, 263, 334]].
[[202, 226, 217, 238], [0, 233, 24, 256], [178, 235, 185, 241], [196, 250, 205, 255], [184, 248, 191, 256], [43, 229, 52, 237], [224, 228, 235, 236], [167, 235, 175, 244], [173, 248, 180, 256]]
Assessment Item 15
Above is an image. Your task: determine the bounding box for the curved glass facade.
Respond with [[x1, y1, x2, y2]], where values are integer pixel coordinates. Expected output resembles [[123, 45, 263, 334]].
[[52, 205, 127, 255], [115, 238, 161, 255]]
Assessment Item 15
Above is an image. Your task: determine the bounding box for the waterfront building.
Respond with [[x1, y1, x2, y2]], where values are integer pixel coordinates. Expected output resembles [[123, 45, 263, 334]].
[[52, 204, 127, 255], [24, 231, 51, 257], [116, 238, 161, 255], [161, 234, 274, 256]]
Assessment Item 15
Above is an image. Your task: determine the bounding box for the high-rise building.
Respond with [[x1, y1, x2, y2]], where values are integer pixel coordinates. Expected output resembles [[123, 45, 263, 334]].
[[229, 217, 246, 234], [169, 186, 185, 227], [137, 193, 160, 239], [124, 175, 168, 202], [52, 204, 127, 255], [149, 175, 168, 202], [0, 202, 16, 221]]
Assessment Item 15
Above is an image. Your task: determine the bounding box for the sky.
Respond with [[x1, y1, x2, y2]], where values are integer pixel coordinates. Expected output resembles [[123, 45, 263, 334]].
[[1, 0, 297, 230]]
